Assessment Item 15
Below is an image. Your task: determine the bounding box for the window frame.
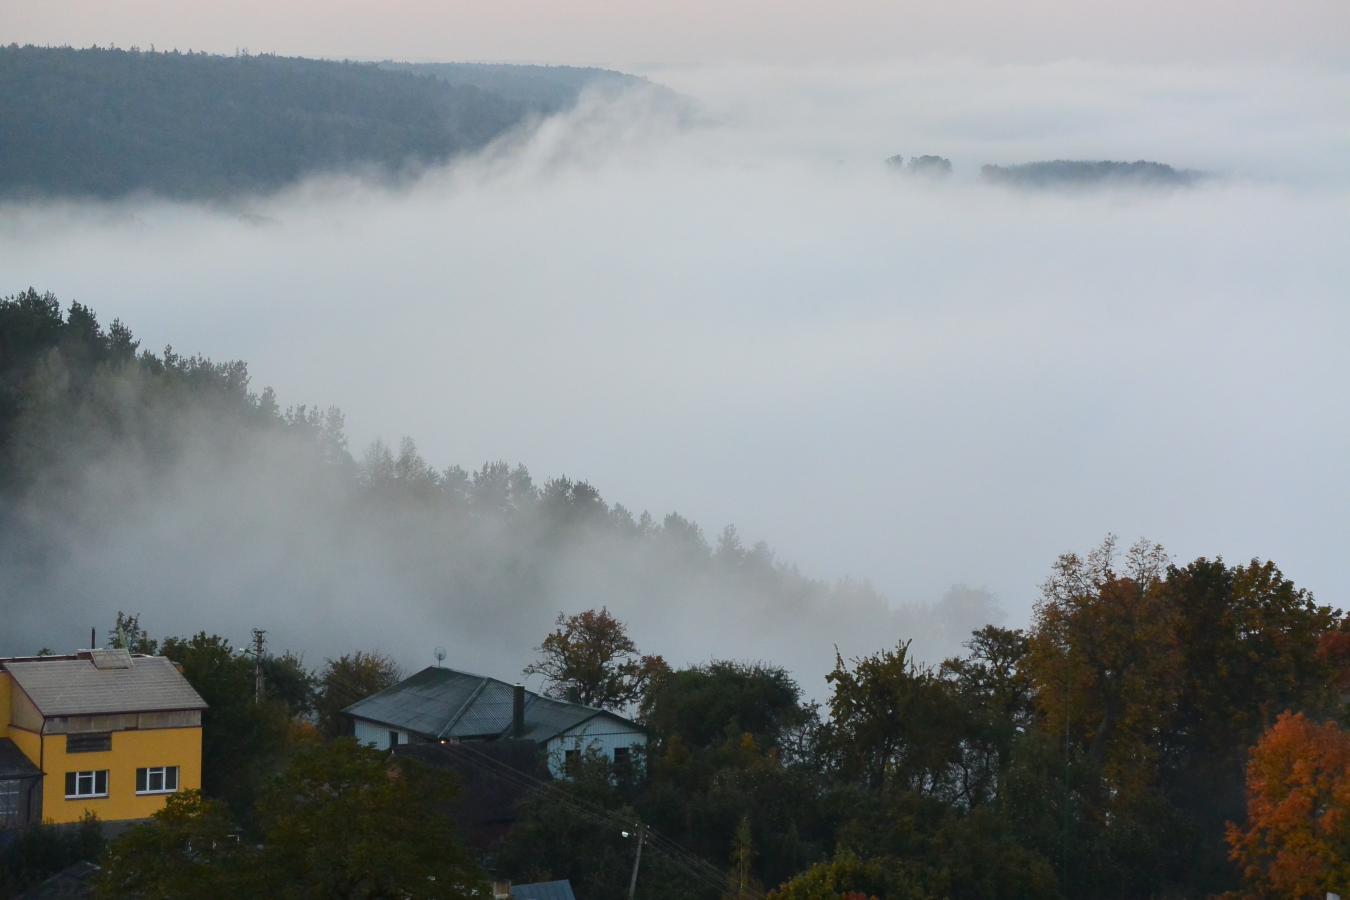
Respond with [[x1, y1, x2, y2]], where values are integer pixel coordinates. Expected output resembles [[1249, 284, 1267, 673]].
[[64, 770, 109, 800], [66, 733, 112, 754], [135, 765, 180, 796], [0, 779, 22, 824]]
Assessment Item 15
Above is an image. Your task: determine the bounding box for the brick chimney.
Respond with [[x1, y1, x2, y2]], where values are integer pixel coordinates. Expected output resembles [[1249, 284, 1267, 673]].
[[512, 683, 525, 739]]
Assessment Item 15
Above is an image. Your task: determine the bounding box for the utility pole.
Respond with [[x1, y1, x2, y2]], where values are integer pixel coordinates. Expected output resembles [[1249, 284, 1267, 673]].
[[251, 628, 266, 704], [626, 823, 645, 900]]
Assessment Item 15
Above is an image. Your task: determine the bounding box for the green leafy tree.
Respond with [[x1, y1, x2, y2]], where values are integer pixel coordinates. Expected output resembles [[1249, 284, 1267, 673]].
[[315, 651, 403, 737], [939, 625, 1032, 785], [99, 744, 485, 899], [524, 607, 668, 711], [766, 850, 913, 900], [725, 814, 764, 899], [641, 660, 809, 752], [263, 650, 317, 718], [108, 610, 158, 654], [823, 641, 967, 799], [97, 791, 248, 898], [497, 749, 701, 900], [160, 632, 290, 819], [0, 814, 103, 897], [1159, 558, 1342, 891], [251, 739, 485, 898]]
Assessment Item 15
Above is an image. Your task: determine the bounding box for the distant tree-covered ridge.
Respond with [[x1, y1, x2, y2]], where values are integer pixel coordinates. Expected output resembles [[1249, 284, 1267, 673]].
[[377, 61, 653, 115], [981, 159, 1199, 188], [0, 45, 647, 200]]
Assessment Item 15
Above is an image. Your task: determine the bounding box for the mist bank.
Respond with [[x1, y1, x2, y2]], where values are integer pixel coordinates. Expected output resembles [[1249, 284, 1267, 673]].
[[0, 290, 1000, 692], [3, 58, 1347, 684]]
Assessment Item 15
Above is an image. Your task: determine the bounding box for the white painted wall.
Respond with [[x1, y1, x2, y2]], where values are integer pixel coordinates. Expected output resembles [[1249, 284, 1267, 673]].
[[354, 717, 410, 749], [545, 715, 646, 779]]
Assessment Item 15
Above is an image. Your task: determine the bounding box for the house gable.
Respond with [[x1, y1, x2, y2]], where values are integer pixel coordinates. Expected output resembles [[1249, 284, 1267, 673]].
[[0, 651, 205, 826]]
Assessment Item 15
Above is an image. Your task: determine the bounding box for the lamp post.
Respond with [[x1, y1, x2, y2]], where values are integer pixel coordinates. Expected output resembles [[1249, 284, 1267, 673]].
[[623, 824, 645, 900]]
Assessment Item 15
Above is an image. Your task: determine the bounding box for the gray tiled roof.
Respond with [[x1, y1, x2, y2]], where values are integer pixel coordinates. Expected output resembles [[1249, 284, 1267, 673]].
[[15, 860, 101, 898], [3, 656, 207, 717], [0, 739, 41, 780], [511, 880, 577, 900], [343, 666, 632, 743]]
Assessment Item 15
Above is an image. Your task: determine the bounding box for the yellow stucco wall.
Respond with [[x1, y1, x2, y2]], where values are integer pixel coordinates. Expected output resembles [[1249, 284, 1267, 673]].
[[8, 726, 40, 767], [40, 726, 202, 824], [0, 673, 11, 739]]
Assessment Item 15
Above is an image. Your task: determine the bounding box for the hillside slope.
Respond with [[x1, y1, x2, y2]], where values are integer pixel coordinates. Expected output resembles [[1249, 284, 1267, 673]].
[[0, 46, 641, 200]]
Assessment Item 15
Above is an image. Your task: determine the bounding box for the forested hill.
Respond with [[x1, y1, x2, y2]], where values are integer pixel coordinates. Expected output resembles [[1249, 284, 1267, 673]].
[[0, 288, 991, 685], [0, 46, 644, 200]]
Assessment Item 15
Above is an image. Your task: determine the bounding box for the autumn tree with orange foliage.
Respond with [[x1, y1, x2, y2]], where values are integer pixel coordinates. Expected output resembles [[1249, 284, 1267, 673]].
[[1025, 536, 1180, 787], [1228, 712, 1350, 899]]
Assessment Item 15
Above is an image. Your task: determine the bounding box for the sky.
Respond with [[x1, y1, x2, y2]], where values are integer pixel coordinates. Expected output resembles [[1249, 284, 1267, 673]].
[[3, 6, 1349, 684], [6, 0, 1349, 67]]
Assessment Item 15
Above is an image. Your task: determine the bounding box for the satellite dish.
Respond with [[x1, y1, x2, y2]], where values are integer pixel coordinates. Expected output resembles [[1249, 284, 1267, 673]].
[[433, 646, 446, 667]]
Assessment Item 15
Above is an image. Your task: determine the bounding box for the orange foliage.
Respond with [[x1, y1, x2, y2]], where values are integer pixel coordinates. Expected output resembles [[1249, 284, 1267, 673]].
[[1317, 629, 1350, 691], [1227, 711, 1350, 898]]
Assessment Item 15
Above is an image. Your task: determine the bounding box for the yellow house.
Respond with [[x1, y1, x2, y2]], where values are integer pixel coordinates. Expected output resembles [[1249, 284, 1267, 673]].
[[0, 648, 206, 826]]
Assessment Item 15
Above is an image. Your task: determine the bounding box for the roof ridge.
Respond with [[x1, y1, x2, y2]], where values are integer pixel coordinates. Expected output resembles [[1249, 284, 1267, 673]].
[[437, 676, 491, 739]]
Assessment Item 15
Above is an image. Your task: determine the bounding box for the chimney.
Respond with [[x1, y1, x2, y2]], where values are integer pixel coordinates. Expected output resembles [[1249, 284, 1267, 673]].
[[512, 683, 525, 739]]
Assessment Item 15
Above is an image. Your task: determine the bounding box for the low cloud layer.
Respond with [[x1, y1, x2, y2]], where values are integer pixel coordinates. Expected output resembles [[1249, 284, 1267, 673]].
[[8, 0, 1350, 66], [3, 59, 1348, 694]]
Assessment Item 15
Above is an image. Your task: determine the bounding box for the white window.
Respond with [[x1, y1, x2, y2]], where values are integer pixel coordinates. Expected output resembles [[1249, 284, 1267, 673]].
[[64, 770, 108, 799], [135, 766, 179, 795]]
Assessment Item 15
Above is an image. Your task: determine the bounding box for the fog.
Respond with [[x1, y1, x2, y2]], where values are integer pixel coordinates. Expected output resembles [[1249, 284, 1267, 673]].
[[9, 0, 1350, 66], [3, 59, 1348, 695]]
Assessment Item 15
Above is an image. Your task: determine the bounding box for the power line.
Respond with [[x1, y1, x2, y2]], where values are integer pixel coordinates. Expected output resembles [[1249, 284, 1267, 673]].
[[307, 669, 766, 897], [433, 738, 760, 898], [440, 745, 728, 896]]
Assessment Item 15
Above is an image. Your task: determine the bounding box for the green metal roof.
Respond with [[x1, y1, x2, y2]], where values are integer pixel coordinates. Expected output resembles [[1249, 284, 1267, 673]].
[[342, 666, 636, 743]]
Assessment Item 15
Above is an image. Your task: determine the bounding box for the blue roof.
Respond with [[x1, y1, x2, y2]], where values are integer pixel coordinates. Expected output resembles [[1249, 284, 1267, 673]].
[[511, 880, 576, 900], [342, 666, 640, 743], [0, 739, 40, 780]]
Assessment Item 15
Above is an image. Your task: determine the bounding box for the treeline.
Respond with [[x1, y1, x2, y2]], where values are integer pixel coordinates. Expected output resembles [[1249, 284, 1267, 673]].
[[11, 562, 1348, 898], [979, 159, 1198, 188], [884, 155, 1198, 188], [494, 547, 1348, 899], [0, 46, 641, 200]]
